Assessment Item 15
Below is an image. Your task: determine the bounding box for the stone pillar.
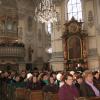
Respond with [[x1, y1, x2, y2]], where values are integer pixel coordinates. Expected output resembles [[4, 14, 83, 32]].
[[83, 0, 100, 70], [50, 1, 66, 71]]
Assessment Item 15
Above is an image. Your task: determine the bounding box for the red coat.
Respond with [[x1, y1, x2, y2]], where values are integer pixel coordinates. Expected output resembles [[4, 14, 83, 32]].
[[58, 84, 79, 100]]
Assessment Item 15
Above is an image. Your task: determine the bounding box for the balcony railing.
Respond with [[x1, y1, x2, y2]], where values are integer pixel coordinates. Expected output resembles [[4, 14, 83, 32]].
[[0, 31, 18, 39], [0, 46, 25, 58]]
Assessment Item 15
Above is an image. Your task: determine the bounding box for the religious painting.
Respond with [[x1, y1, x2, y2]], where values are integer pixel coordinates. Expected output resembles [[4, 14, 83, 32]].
[[68, 36, 82, 59], [62, 17, 88, 69]]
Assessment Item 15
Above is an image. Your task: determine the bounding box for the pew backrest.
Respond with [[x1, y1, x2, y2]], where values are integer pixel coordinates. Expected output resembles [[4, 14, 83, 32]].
[[43, 92, 59, 100], [15, 88, 29, 100], [30, 90, 43, 100]]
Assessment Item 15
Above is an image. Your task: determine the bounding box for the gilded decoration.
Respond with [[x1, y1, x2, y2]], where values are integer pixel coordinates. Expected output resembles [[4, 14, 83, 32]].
[[62, 17, 88, 70], [88, 10, 94, 27], [68, 22, 79, 33]]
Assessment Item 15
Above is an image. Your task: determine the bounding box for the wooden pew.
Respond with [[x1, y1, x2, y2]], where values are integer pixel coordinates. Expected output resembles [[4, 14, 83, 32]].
[[30, 90, 43, 100], [50, 93, 59, 100], [77, 97, 87, 100], [77, 97, 100, 100], [43, 92, 59, 100], [15, 88, 29, 100], [88, 97, 100, 100]]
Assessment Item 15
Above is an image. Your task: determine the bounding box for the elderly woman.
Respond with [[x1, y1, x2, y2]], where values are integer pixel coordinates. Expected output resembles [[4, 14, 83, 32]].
[[58, 73, 79, 100], [80, 70, 100, 97]]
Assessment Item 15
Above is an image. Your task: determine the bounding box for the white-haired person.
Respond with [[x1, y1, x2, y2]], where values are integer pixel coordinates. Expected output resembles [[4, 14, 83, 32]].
[[55, 72, 64, 87], [26, 73, 33, 89]]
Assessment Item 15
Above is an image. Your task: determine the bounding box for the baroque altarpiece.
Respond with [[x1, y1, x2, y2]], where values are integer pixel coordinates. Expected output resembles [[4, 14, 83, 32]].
[[62, 17, 88, 70]]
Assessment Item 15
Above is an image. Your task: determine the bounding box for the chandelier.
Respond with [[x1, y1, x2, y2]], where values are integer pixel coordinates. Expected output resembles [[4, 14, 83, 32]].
[[35, 0, 58, 23]]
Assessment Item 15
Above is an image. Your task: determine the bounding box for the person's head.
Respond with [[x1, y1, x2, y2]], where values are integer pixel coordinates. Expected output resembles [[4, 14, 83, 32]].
[[51, 72, 56, 80], [49, 76, 55, 84], [42, 74, 48, 80], [4, 71, 9, 78], [27, 73, 33, 81], [83, 70, 93, 83], [11, 71, 16, 78], [64, 73, 73, 86], [93, 71, 100, 79], [32, 76, 37, 83], [34, 72, 39, 77], [0, 70, 2, 74], [56, 73, 63, 81], [76, 75, 83, 84], [38, 73, 43, 81], [21, 71, 26, 78], [15, 75, 20, 82], [70, 71, 76, 79]]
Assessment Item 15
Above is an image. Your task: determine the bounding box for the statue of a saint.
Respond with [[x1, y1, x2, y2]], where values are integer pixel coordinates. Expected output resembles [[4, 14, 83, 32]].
[[28, 46, 33, 62]]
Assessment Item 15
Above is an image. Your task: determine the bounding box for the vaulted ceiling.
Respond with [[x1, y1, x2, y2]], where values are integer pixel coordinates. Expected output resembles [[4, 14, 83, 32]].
[[31, 0, 63, 8], [0, 0, 63, 16], [0, 0, 17, 16]]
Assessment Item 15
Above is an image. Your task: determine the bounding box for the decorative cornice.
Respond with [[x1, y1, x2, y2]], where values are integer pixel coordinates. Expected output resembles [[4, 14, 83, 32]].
[[51, 52, 64, 58], [49, 57, 64, 62]]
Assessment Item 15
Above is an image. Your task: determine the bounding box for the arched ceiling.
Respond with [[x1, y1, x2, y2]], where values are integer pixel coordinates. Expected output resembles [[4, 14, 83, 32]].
[[31, 0, 63, 8], [0, 0, 17, 16], [0, 0, 17, 8], [0, 0, 63, 17]]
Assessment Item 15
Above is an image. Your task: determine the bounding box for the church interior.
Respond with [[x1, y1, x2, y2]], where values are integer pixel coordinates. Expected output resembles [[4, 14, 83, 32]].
[[0, 0, 100, 100], [0, 0, 100, 71]]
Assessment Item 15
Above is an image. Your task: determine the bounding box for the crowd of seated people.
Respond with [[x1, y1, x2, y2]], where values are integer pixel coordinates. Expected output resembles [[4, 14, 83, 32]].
[[0, 69, 100, 100]]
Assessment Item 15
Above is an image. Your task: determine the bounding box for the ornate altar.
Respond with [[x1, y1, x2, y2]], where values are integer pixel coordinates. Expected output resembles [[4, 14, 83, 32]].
[[62, 17, 88, 70]]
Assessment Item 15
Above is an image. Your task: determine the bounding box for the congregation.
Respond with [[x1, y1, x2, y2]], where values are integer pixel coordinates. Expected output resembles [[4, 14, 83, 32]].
[[0, 69, 100, 100]]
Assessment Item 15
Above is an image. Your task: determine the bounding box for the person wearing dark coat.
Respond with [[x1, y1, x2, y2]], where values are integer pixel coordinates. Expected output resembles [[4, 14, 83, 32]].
[[93, 71, 100, 85], [43, 76, 58, 93], [75, 75, 83, 95], [0, 72, 9, 100], [58, 74, 79, 100], [80, 70, 100, 97], [26, 76, 41, 90]]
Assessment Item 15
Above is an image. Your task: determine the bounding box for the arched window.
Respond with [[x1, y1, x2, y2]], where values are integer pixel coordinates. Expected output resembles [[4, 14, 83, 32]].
[[47, 22, 52, 34], [67, 0, 82, 21]]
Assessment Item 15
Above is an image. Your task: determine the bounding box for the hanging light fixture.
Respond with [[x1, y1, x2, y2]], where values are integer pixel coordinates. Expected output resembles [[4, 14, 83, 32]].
[[35, 0, 58, 23]]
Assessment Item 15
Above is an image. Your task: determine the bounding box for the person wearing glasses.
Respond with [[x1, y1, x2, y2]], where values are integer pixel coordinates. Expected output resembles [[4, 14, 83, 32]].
[[58, 73, 79, 100]]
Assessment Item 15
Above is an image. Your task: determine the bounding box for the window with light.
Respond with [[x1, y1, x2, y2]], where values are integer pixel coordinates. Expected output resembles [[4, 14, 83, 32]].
[[47, 22, 52, 34], [67, 0, 82, 21]]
